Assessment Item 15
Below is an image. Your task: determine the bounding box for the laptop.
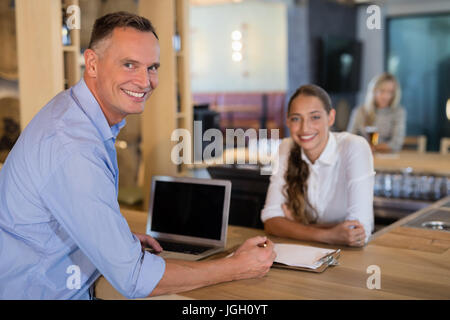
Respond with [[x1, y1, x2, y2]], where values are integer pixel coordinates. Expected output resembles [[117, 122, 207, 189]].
[[145, 176, 231, 261]]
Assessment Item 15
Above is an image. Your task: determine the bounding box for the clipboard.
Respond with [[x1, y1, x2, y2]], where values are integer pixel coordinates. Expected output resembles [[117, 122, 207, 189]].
[[272, 249, 341, 273]]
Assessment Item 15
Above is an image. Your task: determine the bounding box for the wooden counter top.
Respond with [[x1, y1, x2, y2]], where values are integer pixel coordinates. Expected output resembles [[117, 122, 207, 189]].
[[95, 198, 450, 300], [373, 151, 450, 175], [190, 148, 450, 176]]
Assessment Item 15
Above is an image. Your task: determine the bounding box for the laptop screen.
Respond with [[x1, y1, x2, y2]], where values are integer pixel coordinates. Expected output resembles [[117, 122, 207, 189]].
[[151, 180, 226, 240]]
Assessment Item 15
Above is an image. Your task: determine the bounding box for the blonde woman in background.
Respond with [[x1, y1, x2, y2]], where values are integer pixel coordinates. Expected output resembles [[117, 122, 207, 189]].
[[347, 73, 406, 153]]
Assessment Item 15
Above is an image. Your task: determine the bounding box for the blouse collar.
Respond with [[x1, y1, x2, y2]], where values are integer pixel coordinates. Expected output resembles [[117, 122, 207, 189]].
[[300, 132, 338, 166]]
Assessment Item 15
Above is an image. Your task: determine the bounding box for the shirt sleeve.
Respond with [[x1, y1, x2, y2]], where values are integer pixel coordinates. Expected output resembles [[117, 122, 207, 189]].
[[343, 136, 375, 243], [386, 107, 406, 152], [39, 150, 165, 299], [260, 139, 291, 222]]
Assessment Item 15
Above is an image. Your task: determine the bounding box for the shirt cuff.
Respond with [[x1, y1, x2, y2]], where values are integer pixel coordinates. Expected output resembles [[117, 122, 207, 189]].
[[363, 222, 374, 243], [133, 251, 166, 298]]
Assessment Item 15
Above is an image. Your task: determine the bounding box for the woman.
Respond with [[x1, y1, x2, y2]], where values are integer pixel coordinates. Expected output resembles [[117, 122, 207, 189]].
[[261, 84, 374, 247], [347, 73, 406, 153]]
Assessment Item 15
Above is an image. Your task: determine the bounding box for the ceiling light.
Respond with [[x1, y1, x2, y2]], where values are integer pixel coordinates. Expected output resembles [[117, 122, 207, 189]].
[[231, 30, 242, 41], [232, 52, 242, 62], [232, 41, 243, 51]]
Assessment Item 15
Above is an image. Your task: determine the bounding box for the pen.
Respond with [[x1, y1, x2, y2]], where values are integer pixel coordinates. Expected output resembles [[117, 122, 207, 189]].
[[258, 241, 268, 248]]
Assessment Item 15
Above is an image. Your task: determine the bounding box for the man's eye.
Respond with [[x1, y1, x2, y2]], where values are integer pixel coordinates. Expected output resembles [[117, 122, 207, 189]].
[[312, 116, 321, 120], [148, 65, 158, 72], [124, 63, 133, 69], [290, 117, 300, 122]]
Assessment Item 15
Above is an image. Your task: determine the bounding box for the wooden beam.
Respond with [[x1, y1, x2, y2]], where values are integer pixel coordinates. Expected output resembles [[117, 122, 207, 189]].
[[138, 0, 178, 210], [15, 0, 64, 129]]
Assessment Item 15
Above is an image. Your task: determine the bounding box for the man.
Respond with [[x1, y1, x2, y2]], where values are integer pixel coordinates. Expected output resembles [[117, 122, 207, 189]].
[[0, 12, 275, 299]]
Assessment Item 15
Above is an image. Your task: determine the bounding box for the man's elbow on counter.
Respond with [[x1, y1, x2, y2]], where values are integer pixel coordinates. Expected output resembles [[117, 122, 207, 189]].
[[112, 282, 143, 300], [113, 270, 165, 300]]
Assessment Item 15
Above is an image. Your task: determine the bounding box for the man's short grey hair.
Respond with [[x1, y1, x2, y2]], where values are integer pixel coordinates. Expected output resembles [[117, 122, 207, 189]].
[[88, 11, 158, 51]]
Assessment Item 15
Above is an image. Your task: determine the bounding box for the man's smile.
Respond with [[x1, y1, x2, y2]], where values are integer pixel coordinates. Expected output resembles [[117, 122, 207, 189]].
[[121, 88, 147, 99]]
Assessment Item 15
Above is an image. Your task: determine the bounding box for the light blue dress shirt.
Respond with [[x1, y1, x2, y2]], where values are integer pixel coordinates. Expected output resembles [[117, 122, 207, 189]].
[[0, 79, 165, 299]]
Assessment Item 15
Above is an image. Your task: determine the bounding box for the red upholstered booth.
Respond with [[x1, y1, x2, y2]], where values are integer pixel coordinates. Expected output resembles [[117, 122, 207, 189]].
[[193, 91, 286, 138]]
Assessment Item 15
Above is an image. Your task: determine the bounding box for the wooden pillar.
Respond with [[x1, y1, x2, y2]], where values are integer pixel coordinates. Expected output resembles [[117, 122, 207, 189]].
[[138, 0, 178, 210], [175, 0, 193, 169], [15, 0, 64, 129]]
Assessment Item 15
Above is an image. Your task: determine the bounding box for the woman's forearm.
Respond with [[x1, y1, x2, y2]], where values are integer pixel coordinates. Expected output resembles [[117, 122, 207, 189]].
[[264, 217, 330, 243], [374, 142, 392, 153], [264, 218, 366, 247], [313, 223, 336, 229]]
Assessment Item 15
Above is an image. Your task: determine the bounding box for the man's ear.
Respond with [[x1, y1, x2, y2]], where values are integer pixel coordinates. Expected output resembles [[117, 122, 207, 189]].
[[84, 49, 98, 78]]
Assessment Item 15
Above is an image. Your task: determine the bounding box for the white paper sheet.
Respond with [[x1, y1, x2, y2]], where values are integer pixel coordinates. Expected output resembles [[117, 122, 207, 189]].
[[274, 243, 336, 269]]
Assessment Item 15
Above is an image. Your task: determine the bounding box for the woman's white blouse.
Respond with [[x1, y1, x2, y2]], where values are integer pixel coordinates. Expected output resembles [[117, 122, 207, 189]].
[[261, 132, 375, 242]]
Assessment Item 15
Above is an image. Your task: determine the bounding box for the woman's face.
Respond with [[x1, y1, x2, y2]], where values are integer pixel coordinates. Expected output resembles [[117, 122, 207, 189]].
[[287, 95, 335, 162], [374, 80, 396, 109]]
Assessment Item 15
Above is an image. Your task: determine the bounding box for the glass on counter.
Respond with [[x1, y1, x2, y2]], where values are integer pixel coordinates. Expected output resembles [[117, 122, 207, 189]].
[[374, 170, 450, 201], [432, 177, 445, 200], [383, 173, 392, 198], [374, 172, 384, 196], [391, 173, 403, 198], [419, 175, 434, 200], [365, 126, 379, 147], [401, 171, 414, 199], [445, 176, 450, 198]]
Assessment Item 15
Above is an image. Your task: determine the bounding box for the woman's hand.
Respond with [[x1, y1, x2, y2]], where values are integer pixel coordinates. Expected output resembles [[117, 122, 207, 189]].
[[323, 220, 366, 247], [373, 143, 392, 153]]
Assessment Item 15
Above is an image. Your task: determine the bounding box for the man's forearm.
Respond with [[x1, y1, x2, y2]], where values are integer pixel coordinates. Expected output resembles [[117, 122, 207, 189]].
[[148, 257, 237, 297]]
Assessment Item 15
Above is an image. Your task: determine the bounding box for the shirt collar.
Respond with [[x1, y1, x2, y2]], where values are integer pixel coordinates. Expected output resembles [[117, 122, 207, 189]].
[[301, 132, 338, 166], [71, 78, 126, 141]]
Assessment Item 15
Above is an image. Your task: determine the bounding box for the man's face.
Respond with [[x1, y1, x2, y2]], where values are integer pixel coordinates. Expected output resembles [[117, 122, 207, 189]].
[[87, 27, 160, 124]]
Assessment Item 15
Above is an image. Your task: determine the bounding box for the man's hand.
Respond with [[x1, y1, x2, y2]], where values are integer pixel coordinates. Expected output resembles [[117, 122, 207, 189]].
[[231, 236, 276, 280], [134, 232, 163, 253]]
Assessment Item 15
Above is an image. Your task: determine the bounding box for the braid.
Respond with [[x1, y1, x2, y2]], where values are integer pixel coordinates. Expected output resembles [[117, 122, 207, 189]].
[[283, 143, 317, 224]]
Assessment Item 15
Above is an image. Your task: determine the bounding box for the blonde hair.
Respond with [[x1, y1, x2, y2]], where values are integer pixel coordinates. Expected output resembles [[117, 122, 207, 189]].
[[363, 73, 401, 125]]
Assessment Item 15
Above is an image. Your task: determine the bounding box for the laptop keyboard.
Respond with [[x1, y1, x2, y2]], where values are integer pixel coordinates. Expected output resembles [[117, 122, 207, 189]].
[[157, 239, 212, 255]]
